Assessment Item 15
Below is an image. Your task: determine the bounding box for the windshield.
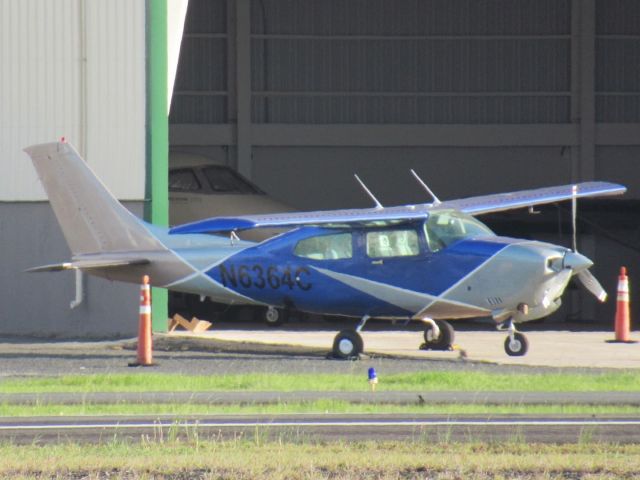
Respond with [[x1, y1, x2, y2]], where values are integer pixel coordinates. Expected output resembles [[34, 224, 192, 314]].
[[424, 211, 493, 252], [202, 166, 263, 194]]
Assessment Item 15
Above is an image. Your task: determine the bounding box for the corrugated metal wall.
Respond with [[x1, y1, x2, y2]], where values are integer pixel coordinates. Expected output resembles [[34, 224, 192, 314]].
[[0, 0, 146, 201], [171, 0, 228, 124], [595, 0, 640, 123], [172, 0, 639, 126], [250, 0, 571, 124], [171, 0, 576, 125]]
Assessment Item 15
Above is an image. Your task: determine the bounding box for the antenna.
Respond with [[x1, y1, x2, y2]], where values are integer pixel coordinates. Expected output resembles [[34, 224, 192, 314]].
[[571, 184, 578, 252], [410, 169, 441, 205], [354, 174, 383, 209]]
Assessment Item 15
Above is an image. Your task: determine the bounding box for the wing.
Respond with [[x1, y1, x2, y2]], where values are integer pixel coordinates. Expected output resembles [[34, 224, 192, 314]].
[[169, 181, 626, 235], [170, 204, 433, 234], [439, 181, 626, 215]]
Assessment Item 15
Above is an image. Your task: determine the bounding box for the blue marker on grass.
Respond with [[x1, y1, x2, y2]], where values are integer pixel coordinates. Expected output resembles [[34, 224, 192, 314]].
[[368, 367, 378, 391]]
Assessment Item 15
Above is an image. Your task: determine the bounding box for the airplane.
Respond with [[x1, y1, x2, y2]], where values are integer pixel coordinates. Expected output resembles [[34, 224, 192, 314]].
[[24, 141, 626, 358]]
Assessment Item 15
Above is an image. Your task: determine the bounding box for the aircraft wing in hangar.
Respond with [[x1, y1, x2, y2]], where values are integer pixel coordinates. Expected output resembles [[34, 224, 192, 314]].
[[169, 181, 626, 235]]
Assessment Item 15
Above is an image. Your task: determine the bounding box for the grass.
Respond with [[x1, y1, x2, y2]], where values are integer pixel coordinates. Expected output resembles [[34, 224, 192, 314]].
[[0, 400, 639, 417], [2, 371, 640, 393], [1, 439, 639, 479]]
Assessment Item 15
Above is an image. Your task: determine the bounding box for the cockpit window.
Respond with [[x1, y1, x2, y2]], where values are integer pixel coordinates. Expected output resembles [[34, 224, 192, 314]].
[[366, 229, 419, 258], [424, 211, 493, 252], [294, 233, 353, 260], [202, 166, 263, 194], [169, 168, 202, 192]]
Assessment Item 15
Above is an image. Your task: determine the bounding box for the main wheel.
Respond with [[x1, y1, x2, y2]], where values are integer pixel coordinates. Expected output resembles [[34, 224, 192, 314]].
[[504, 332, 529, 356], [264, 307, 288, 327], [422, 320, 455, 350], [332, 330, 363, 359]]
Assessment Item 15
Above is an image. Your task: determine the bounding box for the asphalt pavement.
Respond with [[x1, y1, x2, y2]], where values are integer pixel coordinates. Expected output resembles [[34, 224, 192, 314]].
[[3, 414, 640, 444], [0, 330, 634, 379]]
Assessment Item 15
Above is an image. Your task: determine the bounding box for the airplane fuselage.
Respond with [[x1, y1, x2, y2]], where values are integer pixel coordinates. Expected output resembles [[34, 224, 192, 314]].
[[153, 220, 586, 324], [25, 141, 621, 357]]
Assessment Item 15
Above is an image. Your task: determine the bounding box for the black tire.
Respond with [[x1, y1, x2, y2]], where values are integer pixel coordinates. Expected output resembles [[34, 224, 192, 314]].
[[422, 320, 455, 350], [332, 330, 363, 359], [504, 332, 529, 356], [264, 307, 288, 327]]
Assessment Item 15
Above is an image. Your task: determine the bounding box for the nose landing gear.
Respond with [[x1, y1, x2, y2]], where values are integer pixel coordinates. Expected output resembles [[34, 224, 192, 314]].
[[498, 319, 529, 356]]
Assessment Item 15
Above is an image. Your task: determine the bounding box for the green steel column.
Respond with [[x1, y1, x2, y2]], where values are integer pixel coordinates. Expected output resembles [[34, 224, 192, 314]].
[[146, 0, 169, 331]]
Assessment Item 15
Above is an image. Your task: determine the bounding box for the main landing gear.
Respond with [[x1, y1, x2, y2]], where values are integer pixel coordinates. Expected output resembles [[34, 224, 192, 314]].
[[331, 315, 369, 359], [330, 316, 529, 359], [498, 319, 529, 356], [263, 306, 289, 327], [331, 316, 457, 359], [420, 319, 455, 351]]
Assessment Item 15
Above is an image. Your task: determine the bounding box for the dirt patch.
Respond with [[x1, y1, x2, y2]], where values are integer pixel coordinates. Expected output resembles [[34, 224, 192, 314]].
[[122, 334, 329, 357]]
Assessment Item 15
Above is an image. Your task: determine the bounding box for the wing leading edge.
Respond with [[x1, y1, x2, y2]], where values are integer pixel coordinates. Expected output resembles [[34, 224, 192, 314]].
[[170, 181, 626, 235]]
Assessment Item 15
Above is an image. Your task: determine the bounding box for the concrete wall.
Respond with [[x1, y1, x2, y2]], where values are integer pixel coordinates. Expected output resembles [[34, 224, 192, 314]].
[[0, 202, 143, 338]]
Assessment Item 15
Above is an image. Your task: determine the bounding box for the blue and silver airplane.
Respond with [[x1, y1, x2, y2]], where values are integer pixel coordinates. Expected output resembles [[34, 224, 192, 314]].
[[25, 141, 626, 358]]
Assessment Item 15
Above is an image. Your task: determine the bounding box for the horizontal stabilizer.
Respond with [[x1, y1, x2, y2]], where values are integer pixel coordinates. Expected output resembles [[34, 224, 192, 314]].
[[25, 263, 75, 273], [26, 258, 150, 273], [170, 181, 625, 235]]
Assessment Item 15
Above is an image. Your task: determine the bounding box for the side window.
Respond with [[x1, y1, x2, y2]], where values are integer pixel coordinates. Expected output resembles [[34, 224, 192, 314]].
[[169, 168, 201, 192], [366, 230, 419, 258], [294, 233, 353, 260]]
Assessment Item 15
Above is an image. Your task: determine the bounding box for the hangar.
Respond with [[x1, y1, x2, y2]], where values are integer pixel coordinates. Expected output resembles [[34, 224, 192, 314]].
[[1, 0, 638, 337]]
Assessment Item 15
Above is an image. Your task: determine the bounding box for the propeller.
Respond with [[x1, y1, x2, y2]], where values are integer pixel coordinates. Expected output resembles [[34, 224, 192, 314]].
[[567, 185, 608, 303], [577, 269, 608, 302]]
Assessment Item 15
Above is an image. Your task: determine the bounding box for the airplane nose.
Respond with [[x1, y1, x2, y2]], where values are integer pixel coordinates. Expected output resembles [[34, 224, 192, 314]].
[[563, 251, 593, 273]]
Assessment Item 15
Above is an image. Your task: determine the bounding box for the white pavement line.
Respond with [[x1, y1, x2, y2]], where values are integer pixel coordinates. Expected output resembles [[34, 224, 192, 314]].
[[2, 419, 640, 430]]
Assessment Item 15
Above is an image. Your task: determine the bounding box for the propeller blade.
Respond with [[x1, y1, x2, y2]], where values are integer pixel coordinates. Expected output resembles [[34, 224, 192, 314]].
[[576, 269, 608, 303]]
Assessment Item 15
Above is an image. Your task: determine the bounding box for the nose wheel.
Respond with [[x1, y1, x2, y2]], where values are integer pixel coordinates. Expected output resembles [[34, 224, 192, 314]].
[[504, 332, 529, 356], [499, 320, 529, 356]]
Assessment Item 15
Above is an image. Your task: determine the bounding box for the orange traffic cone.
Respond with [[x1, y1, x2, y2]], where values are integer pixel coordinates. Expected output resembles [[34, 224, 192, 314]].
[[610, 267, 635, 343], [129, 275, 155, 366]]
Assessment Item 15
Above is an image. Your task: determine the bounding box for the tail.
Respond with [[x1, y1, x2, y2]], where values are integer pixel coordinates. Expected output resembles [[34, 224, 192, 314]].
[[24, 141, 165, 255]]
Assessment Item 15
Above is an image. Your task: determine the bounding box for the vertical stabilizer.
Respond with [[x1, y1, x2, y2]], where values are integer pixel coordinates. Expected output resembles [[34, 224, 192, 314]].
[[24, 142, 165, 255]]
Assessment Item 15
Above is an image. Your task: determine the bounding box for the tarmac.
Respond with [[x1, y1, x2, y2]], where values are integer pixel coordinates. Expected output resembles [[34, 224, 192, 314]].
[[173, 328, 640, 369]]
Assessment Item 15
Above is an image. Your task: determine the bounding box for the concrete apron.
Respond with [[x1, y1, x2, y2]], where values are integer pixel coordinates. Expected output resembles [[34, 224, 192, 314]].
[[170, 330, 640, 369]]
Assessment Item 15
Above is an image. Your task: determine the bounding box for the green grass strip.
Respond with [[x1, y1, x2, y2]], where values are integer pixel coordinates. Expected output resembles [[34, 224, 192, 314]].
[[1, 371, 640, 393], [0, 401, 638, 417]]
